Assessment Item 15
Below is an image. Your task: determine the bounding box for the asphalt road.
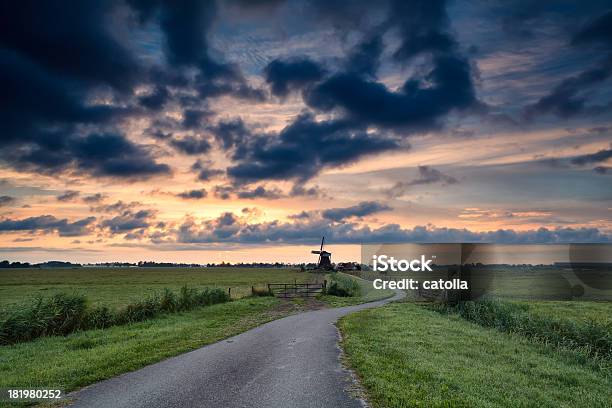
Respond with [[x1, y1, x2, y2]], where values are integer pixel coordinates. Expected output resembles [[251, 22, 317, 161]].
[[70, 290, 405, 408]]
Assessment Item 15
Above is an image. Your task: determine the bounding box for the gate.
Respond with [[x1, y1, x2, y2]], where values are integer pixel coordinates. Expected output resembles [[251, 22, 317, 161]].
[[267, 282, 326, 298]]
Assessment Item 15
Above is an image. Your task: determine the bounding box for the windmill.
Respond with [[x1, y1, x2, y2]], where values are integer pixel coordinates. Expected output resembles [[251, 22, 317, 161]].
[[311, 236, 333, 270]]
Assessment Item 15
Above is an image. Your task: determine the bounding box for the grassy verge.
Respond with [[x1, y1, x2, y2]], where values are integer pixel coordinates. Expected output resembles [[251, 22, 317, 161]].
[[319, 273, 395, 307], [338, 302, 612, 408], [432, 299, 612, 362], [0, 297, 287, 407], [0, 287, 229, 345]]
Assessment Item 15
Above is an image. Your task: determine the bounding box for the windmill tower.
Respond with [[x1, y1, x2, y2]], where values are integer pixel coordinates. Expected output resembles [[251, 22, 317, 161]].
[[311, 236, 333, 270]]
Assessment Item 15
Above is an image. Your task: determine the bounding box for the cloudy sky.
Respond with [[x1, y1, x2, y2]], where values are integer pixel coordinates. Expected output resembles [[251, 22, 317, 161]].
[[1, 0, 611, 263]]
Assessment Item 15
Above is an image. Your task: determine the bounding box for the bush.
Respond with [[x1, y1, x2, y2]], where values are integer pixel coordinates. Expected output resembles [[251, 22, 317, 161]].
[[200, 288, 231, 305], [435, 300, 612, 361], [251, 286, 273, 297], [82, 306, 116, 330], [115, 295, 161, 325], [325, 273, 361, 297], [177, 286, 199, 310], [160, 288, 178, 312], [0, 287, 231, 345], [0, 293, 87, 345]]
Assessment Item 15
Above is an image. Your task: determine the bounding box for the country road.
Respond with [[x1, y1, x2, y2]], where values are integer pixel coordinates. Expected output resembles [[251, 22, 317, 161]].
[[69, 290, 405, 408]]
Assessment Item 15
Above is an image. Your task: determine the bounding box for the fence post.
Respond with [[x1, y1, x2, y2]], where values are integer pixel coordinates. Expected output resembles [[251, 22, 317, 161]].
[[323, 279, 327, 289], [228, 287, 231, 298], [252, 285, 254, 295]]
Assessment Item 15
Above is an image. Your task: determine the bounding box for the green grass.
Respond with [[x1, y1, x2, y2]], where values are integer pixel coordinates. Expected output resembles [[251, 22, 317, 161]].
[[0, 297, 287, 407], [0, 267, 310, 310], [434, 299, 612, 362], [0, 287, 230, 345], [516, 300, 612, 326], [319, 273, 395, 307], [338, 302, 612, 408]]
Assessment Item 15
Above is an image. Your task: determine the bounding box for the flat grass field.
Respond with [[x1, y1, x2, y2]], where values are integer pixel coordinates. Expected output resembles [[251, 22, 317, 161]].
[[0, 267, 313, 310], [339, 302, 612, 408]]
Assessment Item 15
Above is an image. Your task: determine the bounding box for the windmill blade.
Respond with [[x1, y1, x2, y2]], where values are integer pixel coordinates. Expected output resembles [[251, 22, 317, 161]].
[[311, 250, 321, 254], [320, 236, 325, 251]]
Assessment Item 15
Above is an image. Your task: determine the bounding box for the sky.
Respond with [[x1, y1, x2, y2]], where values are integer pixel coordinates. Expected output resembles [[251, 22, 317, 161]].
[[0, 0, 611, 263]]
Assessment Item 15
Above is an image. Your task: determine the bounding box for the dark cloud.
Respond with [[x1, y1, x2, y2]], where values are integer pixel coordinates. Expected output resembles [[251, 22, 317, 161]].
[[3, 124, 170, 179], [571, 148, 612, 166], [0, 2, 177, 181], [237, 186, 282, 199], [169, 136, 212, 155], [0, 215, 95, 236], [571, 10, 612, 47], [287, 211, 311, 220], [305, 54, 476, 130], [1, 0, 260, 181], [227, 113, 399, 184], [409, 165, 458, 185], [182, 110, 209, 129], [387, 165, 458, 197], [71, 133, 171, 178], [57, 191, 80, 202], [172, 212, 611, 244], [101, 209, 156, 234], [524, 10, 612, 119], [594, 166, 611, 174], [127, 0, 263, 101], [244, 0, 477, 185], [208, 119, 252, 150], [264, 57, 326, 97], [128, 0, 226, 76], [82, 193, 106, 204], [387, 0, 457, 61], [91, 200, 143, 214], [191, 159, 224, 181], [138, 86, 170, 111], [524, 57, 612, 119], [322, 201, 392, 222], [344, 34, 384, 78], [0, 1, 140, 91], [213, 185, 282, 200], [177, 189, 208, 199], [289, 183, 324, 198], [0, 196, 16, 207]]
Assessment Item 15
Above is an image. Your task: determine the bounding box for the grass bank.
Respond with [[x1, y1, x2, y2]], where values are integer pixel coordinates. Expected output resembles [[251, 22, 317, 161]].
[[0, 287, 229, 345], [338, 302, 612, 408], [319, 272, 395, 307], [433, 299, 612, 362], [0, 297, 287, 406]]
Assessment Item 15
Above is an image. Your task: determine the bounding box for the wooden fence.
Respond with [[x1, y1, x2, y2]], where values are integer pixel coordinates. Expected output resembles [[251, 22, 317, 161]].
[[267, 281, 326, 298]]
